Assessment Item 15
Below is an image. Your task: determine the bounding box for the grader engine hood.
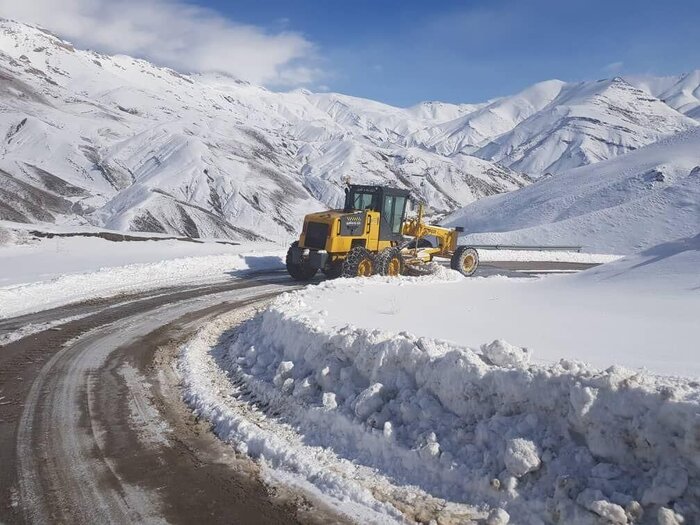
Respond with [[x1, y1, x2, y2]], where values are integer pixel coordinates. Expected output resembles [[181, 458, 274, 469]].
[[300, 210, 367, 250], [338, 212, 366, 236]]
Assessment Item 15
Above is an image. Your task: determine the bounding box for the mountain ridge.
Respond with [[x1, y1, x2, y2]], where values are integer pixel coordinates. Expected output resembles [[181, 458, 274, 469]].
[[445, 126, 700, 254], [0, 18, 697, 241]]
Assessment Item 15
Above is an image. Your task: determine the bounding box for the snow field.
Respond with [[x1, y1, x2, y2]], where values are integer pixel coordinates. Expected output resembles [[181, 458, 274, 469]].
[[306, 270, 699, 378], [471, 249, 619, 264], [181, 268, 700, 523], [0, 235, 285, 318]]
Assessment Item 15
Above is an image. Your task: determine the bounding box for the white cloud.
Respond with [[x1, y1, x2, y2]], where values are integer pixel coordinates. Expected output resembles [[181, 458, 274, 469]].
[[0, 0, 321, 87], [603, 61, 625, 74]]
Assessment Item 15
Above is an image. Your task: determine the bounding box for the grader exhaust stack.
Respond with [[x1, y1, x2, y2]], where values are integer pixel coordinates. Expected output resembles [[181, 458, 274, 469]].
[[286, 184, 479, 280]]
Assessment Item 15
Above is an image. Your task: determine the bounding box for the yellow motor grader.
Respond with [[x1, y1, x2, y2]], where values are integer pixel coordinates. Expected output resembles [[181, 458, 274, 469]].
[[286, 184, 479, 280]]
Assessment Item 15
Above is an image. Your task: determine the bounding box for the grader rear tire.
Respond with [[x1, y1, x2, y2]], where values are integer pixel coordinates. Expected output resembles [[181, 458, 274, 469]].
[[286, 241, 318, 281], [376, 247, 404, 277], [341, 247, 377, 278], [450, 246, 479, 277], [322, 261, 343, 279]]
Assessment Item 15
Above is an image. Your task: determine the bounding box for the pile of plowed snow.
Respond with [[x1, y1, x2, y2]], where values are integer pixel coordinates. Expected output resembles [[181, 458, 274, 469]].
[[183, 257, 699, 524]]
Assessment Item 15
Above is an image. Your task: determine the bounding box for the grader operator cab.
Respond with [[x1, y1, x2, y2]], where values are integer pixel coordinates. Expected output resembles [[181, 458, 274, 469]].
[[286, 184, 479, 280]]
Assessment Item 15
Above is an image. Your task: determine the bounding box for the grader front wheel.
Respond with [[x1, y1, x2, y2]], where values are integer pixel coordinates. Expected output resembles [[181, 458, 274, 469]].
[[342, 247, 377, 278], [451, 246, 479, 277]]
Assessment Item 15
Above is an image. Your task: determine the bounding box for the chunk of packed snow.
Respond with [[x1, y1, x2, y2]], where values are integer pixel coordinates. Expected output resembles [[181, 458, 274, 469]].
[[353, 383, 385, 419], [658, 507, 685, 525], [485, 507, 510, 525], [576, 488, 628, 524], [642, 466, 689, 506], [504, 438, 541, 477], [482, 340, 531, 368], [322, 392, 337, 410]]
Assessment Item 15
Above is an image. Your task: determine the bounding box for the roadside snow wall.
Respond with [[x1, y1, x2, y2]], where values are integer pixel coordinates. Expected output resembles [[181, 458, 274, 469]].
[[217, 282, 699, 524]]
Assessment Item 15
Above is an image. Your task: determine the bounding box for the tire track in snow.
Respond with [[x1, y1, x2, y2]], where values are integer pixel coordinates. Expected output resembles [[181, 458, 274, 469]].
[[1, 273, 346, 524]]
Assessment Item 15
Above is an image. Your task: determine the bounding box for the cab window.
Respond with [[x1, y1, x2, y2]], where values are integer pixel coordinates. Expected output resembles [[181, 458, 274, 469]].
[[346, 189, 380, 211], [383, 195, 407, 234]]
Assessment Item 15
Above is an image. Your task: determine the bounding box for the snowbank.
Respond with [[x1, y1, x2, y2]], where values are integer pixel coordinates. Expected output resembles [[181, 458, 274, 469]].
[[182, 269, 700, 523], [475, 249, 618, 264], [302, 271, 699, 378], [0, 235, 284, 318], [571, 233, 700, 293]]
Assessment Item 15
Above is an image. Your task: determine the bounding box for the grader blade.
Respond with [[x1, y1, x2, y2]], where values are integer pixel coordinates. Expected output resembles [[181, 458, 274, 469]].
[[403, 261, 442, 276]]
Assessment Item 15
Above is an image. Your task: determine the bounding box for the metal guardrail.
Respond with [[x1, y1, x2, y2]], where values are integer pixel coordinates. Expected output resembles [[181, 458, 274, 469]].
[[468, 244, 582, 253]]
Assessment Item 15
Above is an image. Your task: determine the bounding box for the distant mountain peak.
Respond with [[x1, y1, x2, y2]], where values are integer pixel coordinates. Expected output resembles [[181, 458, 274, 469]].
[[473, 73, 697, 175]]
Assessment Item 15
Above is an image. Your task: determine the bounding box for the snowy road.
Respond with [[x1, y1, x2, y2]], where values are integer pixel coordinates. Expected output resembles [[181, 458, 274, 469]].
[[0, 272, 348, 525], [0, 261, 612, 524]]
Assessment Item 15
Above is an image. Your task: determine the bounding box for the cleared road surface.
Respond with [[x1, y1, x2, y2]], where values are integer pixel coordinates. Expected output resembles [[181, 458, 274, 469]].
[[0, 262, 598, 524], [0, 272, 349, 524]]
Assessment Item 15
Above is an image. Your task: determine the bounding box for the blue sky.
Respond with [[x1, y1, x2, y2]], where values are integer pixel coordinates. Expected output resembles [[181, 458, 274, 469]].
[[196, 0, 700, 106], [6, 0, 700, 107]]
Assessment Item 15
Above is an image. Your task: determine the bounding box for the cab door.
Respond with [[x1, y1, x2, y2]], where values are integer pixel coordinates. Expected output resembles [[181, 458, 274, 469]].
[[379, 194, 407, 242]]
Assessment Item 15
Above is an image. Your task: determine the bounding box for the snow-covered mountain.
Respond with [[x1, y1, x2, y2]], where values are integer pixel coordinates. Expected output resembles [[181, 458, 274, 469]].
[[628, 70, 700, 120], [407, 79, 567, 155], [444, 127, 700, 254], [473, 77, 697, 175], [0, 19, 529, 241], [0, 18, 697, 241]]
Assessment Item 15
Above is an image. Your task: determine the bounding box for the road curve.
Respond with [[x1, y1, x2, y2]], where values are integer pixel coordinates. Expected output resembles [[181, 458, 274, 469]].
[[0, 271, 346, 525], [0, 261, 597, 524]]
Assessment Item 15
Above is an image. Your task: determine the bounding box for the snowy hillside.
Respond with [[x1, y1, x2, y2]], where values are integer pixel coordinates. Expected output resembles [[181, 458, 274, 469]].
[[1, 19, 698, 241], [444, 127, 700, 254], [405, 76, 698, 177], [628, 70, 700, 120], [0, 19, 530, 241], [475, 77, 697, 175], [407, 79, 568, 155]]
